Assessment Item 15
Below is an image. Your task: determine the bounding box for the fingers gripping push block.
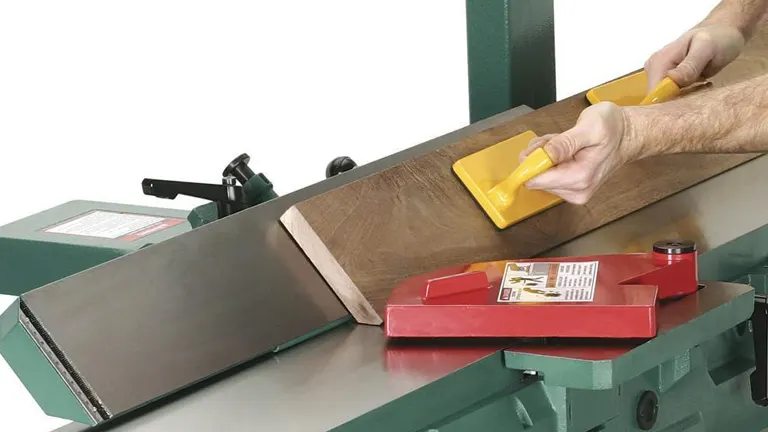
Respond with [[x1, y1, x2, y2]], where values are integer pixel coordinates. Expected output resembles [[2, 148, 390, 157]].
[[384, 240, 698, 339]]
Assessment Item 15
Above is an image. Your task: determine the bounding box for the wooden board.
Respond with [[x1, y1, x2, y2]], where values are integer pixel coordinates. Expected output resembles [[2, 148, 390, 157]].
[[281, 27, 768, 325]]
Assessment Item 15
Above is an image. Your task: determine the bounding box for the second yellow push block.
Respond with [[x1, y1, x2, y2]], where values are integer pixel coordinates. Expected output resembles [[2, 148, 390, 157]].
[[586, 71, 681, 106]]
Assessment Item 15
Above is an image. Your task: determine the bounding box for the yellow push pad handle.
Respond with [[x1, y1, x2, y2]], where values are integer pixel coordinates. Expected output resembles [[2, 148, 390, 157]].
[[486, 147, 553, 211], [639, 77, 681, 105]]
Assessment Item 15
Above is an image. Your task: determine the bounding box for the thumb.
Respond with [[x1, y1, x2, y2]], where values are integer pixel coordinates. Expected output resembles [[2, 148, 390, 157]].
[[667, 36, 715, 87], [645, 38, 688, 92], [518, 134, 556, 163], [539, 128, 588, 165]]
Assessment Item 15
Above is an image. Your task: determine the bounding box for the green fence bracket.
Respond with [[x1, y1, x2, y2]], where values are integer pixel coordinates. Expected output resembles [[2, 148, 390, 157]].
[[466, 0, 556, 123]]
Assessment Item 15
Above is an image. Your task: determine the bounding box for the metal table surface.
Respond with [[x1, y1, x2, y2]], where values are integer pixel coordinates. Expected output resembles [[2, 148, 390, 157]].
[[55, 322, 503, 432]]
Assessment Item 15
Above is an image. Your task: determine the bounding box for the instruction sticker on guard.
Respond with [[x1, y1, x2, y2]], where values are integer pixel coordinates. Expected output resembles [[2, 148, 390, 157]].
[[497, 261, 599, 302]]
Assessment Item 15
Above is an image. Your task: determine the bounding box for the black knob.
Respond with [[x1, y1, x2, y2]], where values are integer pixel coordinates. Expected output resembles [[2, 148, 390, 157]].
[[223, 153, 255, 185], [636, 390, 658, 430], [326, 156, 357, 178], [653, 239, 696, 255]]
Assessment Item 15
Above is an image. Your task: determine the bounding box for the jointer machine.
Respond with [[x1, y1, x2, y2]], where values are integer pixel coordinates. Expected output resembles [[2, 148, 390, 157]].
[[3, 5, 768, 426], [2, 98, 768, 432]]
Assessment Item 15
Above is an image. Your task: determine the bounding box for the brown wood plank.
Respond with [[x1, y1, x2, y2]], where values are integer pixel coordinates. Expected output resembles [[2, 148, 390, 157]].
[[281, 27, 768, 325]]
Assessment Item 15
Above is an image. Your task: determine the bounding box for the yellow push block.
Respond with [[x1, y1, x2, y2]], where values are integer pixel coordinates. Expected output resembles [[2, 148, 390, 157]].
[[639, 76, 681, 105], [452, 130, 562, 230], [586, 71, 681, 106]]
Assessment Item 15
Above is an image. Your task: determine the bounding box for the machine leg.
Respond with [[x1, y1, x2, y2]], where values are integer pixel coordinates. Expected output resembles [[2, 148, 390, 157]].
[[751, 294, 768, 405], [465, 0, 556, 123]]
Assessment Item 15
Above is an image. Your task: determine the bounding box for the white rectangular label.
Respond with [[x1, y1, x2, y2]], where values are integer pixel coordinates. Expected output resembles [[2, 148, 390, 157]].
[[497, 261, 599, 302], [44, 210, 184, 241]]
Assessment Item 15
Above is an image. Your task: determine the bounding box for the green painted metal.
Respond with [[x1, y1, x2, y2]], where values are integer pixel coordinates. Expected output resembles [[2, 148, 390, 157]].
[[187, 202, 220, 229], [186, 172, 278, 228], [499, 281, 763, 430], [0, 200, 191, 297], [0, 300, 94, 425], [503, 285, 755, 390], [242, 173, 278, 206], [465, 0, 556, 123], [435, 382, 559, 432], [698, 223, 768, 284], [483, 227, 768, 430], [0, 297, 19, 342], [497, 333, 763, 431]]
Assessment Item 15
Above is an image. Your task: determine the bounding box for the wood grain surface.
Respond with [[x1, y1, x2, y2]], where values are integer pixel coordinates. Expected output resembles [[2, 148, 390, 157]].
[[281, 27, 768, 325]]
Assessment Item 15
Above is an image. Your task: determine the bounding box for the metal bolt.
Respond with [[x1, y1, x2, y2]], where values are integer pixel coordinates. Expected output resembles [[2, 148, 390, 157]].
[[636, 390, 658, 430]]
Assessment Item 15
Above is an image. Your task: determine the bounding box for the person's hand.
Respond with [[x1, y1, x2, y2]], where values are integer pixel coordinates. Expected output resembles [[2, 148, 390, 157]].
[[518, 102, 632, 205], [644, 24, 745, 91]]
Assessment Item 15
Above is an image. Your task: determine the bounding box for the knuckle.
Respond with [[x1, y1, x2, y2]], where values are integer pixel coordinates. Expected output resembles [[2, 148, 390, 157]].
[[675, 61, 700, 80], [587, 110, 611, 139], [694, 44, 716, 62], [559, 136, 578, 156], [645, 51, 664, 67], [646, 42, 677, 65], [527, 137, 545, 150], [540, 133, 558, 142], [644, 56, 652, 67], [571, 193, 591, 205], [643, 56, 654, 71], [694, 31, 714, 46], [556, 132, 586, 158], [647, 49, 664, 62]]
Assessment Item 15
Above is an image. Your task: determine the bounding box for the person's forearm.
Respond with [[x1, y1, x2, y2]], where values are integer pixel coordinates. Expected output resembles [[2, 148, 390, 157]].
[[700, 0, 768, 39], [622, 72, 768, 159]]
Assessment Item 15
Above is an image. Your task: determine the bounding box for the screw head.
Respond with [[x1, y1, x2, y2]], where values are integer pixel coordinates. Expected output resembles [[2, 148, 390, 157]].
[[636, 390, 659, 430]]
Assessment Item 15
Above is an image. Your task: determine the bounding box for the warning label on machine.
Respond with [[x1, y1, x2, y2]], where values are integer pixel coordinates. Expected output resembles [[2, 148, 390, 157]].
[[497, 261, 599, 303], [43, 210, 185, 241]]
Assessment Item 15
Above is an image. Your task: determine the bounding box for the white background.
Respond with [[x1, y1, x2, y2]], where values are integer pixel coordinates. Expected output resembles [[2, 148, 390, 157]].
[[0, 1, 719, 430]]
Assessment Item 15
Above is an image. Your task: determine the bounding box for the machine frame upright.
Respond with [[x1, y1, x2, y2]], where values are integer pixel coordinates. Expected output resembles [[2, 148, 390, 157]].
[[466, 0, 556, 122]]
